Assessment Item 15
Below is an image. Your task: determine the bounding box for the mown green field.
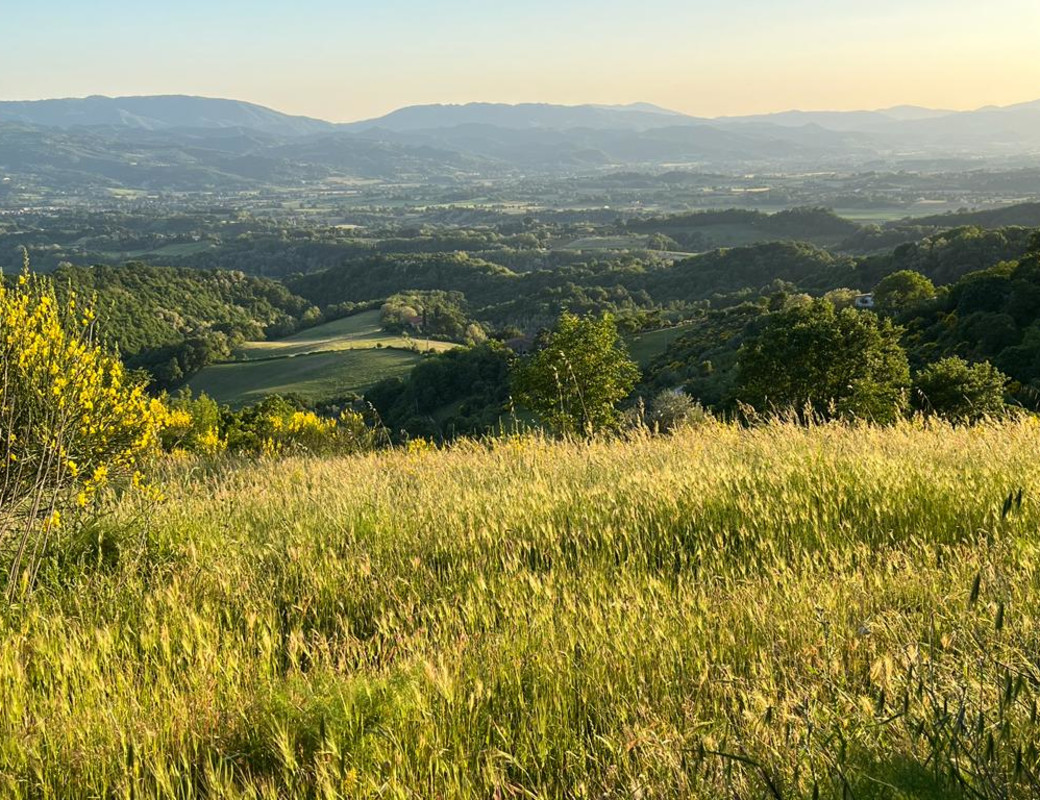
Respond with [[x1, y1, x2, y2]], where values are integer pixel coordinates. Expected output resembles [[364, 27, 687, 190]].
[[97, 241, 217, 261], [189, 311, 459, 406], [187, 347, 424, 407], [235, 311, 456, 360], [5, 420, 1040, 797], [625, 323, 693, 366]]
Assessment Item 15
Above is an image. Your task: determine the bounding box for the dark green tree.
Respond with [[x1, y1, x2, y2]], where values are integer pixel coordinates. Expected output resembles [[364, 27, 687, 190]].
[[911, 357, 1008, 423], [873, 270, 936, 314], [735, 301, 910, 422], [513, 312, 640, 436]]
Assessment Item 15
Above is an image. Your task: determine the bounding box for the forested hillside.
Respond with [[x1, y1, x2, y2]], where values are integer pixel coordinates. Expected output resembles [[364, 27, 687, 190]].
[[51, 263, 319, 387]]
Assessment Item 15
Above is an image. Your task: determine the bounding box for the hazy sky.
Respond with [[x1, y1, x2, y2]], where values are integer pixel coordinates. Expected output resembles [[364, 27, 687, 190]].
[[4, 0, 1039, 121]]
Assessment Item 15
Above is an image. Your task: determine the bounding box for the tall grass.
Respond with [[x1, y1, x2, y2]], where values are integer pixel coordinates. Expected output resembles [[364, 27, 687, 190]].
[[2, 419, 1040, 798]]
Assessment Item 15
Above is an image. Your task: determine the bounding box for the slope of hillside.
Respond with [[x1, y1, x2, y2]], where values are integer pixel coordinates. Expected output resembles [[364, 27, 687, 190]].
[[234, 310, 457, 360], [187, 346, 426, 406], [9, 420, 1040, 796], [345, 101, 701, 132], [190, 309, 459, 406]]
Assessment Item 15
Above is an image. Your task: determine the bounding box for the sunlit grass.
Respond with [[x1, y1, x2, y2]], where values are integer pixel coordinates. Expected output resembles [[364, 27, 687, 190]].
[[186, 347, 425, 408], [234, 311, 456, 360], [3, 419, 1040, 797]]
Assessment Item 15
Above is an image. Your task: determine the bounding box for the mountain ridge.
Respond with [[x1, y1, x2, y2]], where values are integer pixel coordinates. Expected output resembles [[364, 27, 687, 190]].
[[5, 93, 1040, 134], [0, 95, 335, 138], [3, 94, 1040, 189]]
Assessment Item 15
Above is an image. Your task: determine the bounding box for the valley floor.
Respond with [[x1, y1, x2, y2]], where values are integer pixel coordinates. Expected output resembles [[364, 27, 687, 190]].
[[3, 420, 1040, 797]]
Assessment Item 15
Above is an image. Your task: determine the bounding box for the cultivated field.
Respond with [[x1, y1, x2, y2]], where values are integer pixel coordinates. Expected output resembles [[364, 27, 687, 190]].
[[625, 323, 693, 366], [189, 311, 458, 406], [187, 347, 425, 407], [3, 420, 1039, 797], [234, 311, 457, 360]]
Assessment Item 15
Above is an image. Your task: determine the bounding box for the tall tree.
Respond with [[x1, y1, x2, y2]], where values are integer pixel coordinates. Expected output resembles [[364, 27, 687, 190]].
[[513, 312, 639, 436], [736, 301, 910, 421], [873, 270, 936, 314], [911, 357, 1008, 423]]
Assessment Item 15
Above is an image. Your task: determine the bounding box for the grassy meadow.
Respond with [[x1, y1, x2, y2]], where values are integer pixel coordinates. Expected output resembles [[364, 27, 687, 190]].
[[4, 419, 1040, 797], [234, 311, 457, 361], [188, 311, 458, 407], [625, 324, 694, 367], [186, 347, 425, 408]]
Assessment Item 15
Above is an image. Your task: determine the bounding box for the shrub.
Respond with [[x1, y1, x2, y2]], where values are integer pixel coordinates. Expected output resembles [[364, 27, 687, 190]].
[[911, 356, 1009, 423], [162, 389, 226, 456], [646, 390, 709, 432], [168, 393, 382, 457], [0, 265, 167, 595]]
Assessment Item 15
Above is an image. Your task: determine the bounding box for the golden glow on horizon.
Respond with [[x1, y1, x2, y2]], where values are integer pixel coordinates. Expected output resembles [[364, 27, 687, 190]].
[[2, 0, 1038, 122]]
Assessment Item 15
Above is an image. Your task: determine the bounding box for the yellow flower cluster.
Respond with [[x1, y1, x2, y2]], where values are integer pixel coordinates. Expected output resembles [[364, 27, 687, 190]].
[[260, 410, 361, 455], [0, 270, 168, 518], [405, 437, 435, 455], [163, 391, 378, 458], [162, 404, 227, 457]]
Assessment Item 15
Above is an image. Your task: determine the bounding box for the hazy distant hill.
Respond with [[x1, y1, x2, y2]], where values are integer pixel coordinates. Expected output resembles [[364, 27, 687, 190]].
[[3, 94, 1040, 190], [345, 102, 699, 132], [899, 201, 1040, 229], [0, 95, 334, 137]]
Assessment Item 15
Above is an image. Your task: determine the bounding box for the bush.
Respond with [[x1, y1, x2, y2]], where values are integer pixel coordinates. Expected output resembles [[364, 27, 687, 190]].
[[0, 266, 166, 594], [163, 389, 226, 456], [645, 390, 709, 432], [911, 357, 1008, 423], [166, 393, 383, 457]]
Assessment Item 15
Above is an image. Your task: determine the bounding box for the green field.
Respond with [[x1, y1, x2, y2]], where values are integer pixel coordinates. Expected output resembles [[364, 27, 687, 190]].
[[235, 311, 456, 360], [188, 311, 459, 406], [97, 241, 217, 260], [625, 323, 693, 366], [7, 420, 1040, 796], [558, 234, 651, 250], [188, 347, 424, 406]]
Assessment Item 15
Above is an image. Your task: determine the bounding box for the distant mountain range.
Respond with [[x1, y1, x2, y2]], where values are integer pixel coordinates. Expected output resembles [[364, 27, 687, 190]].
[[2, 94, 1040, 190], [342, 102, 698, 133], [0, 95, 334, 137]]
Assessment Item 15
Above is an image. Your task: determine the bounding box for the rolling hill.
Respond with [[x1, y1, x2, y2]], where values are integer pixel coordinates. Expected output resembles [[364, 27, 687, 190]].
[[190, 310, 459, 406], [4, 94, 1040, 189], [0, 95, 334, 137], [187, 347, 426, 407], [234, 311, 456, 360], [344, 102, 700, 132]]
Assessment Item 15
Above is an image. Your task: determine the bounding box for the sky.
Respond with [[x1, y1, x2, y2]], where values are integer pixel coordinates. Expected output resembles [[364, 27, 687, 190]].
[[3, 0, 1040, 122]]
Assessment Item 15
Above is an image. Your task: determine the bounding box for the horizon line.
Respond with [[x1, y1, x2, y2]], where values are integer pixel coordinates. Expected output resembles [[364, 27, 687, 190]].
[[1, 92, 1039, 126]]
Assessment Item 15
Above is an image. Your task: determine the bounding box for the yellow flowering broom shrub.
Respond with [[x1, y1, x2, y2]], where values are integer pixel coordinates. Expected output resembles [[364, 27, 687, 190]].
[[0, 263, 167, 595], [161, 389, 226, 457], [163, 390, 383, 458], [216, 395, 381, 456]]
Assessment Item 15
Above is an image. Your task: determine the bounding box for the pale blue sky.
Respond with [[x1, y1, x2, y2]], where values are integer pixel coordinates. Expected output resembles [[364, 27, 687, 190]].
[[3, 0, 1039, 121]]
